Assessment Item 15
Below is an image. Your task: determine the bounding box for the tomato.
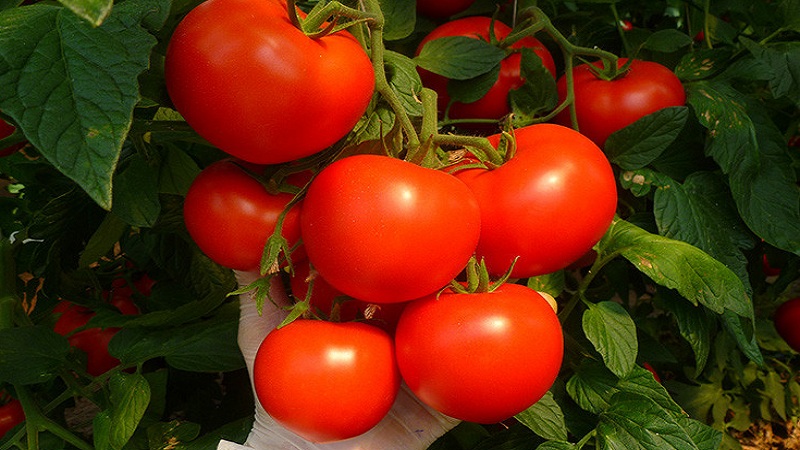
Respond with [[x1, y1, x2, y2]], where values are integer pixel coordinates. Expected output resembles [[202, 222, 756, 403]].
[[289, 260, 407, 334], [395, 283, 563, 423], [253, 319, 400, 443], [619, 19, 634, 31], [0, 397, 24, 438], [643, 362, 661, 383], [53, 296, 139, 376], [455, 124, 617, 277], [416, 16, 556, 122], [183, 160, 303, 271], [300, 154, 481, 303], [774, 297, 800, 352], [555, 58, 686, 147], [164, 0, 375, 164], [416, 0, 475, 19], [0, 117, 25, 158]]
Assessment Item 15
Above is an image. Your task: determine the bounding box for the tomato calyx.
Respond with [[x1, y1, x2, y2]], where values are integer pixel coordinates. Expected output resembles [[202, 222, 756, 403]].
[[286, 0, 378, 39], [449, 256, 518, 295]]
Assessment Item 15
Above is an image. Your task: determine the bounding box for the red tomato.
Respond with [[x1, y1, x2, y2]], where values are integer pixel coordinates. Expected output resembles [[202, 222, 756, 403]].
[[395, 283, 563, 423], [555, 58, 686, 147], [53, 296, 139, 376], [775, 297, 800, 352], [289, 260, 407, 334], [416, 0, 475, 18], [300, 154, 481, 303], [619, 20, 634, 31], [643, 362, 661, 383], [455, 124, 617, 277], [164, 0, 375, 164], [0, 117, 25, 158], [416, 16, 556, 122], [0, 397, 24, 438], [183, 160, 303, 271], [253, 320, 400, 443]]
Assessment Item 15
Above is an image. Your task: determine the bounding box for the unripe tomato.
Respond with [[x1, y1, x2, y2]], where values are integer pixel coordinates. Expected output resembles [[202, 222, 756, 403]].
[[253, 320, 400, 442]]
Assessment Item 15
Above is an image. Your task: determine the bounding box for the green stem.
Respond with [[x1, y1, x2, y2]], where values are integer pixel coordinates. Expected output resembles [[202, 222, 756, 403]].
[[15, 385, 94, 450], [300, 0, 376, 35], [609, 2, 632, 57], [0, 233, 17, 330]]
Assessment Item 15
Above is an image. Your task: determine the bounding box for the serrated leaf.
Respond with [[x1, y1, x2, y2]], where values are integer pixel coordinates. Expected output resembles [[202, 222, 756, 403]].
[[598, 217, 753, 320], [515, 391, 568, 441], [537, 442, 576, 450], [93, 372, 151, 450], [0, 0, 164, 209], [509, 47, 558, 123], [448, 64, 500, 104], [675, 416, 723, 450], [583, 301, 638, 378], [58, 0, 112, 26], [643, 29, 693, 53], [415, 36, 506, 80], [0, 326, 70, 385], [378, 0, 415, 40], [740, 37, 800, 102], [597, 392, 699, 450], [605, 107, 689, 170], [385, 50, 424, 117], [660, 290, 714, 373]]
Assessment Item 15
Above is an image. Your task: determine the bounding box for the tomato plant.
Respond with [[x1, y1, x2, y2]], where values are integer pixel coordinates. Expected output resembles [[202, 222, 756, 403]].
[[395, 282, 563, 423], [455, 123, 617, 277], [0, 396, 24, 438], [416, 16, 556, 123], [253, 319, 400, 443], [774, 297, 800, 353], [183, 159, 303, 271], [300, 154, 481, 303], [164, 0, 374, 164], [554, 58, 686, 147]]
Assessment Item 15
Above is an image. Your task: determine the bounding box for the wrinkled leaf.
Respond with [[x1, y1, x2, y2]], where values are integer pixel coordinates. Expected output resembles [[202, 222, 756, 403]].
[[0, 326, 70, 385], [605, 107, 689, 170], [583, 301, 638, 378], [515, 391, 568, 441], [415, 36, 506, 80]]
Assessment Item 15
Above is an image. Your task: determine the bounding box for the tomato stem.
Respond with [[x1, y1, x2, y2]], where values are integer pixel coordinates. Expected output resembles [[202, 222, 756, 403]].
[[14, 385, 94, 450], [0, 233, 17, 331]]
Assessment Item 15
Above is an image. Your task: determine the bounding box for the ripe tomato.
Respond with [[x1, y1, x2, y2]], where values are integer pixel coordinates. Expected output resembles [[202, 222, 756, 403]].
[[395, 283, 563, 423], [455, 124, 617, 277], [0, 117, 25, 157], [416, 0, 475, 19], [555, 58, 686, 147], [416, 16, 556, 122], [775, 297, 800, 352], [300, 154, 481, 303], [164, 0, 374, 164], [0, 397, 24, 438], [289, 260, 407, 334], [253, 320, 400, 443], [183, 160, 303, 272], [53, 296, 139, 376]]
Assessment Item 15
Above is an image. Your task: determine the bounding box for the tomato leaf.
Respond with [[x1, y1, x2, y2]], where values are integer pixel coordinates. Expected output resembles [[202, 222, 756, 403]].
[[619, 168, 674, 197], [515, 391, 568, 441], [582, 302, 638, 378], [537, 442, 577, 450], [112, 153, 161, 227], [509, 47, 559, 124], [58, 0, 113, 26], [93, 372, 151, 450], [384, 50, 425, 117], [447, 64, 500, 104], [596, 392, 700, 450], [0, 0, 167, 210], [660, 290, 714, 374], [642, 29, 693, 53], [526, 270, 565, 298], [605, 106, 689, 170], [378, 0, 415, 41], [0, 326, 70, 385], [79, 212, 129, 269], [740, 37, 800, 102], [415, 36, 507, 80], [675, 48, 734, 81], [158, 145, 201, 196]]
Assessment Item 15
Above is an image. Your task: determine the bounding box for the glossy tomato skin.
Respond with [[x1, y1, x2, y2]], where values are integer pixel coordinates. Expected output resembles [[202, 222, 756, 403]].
[[395, 283, 563, 423], [53, 296, 139, 376], [774, 297, 800, 352], [300, 154, 481, 303], [253, 320, 400, 443], [416, 0, 475, 19], [455, 123, 617, 277], [416, 16, 556, 122], [183, 160, 303, 271], [555, 58, 685, 147], [164, 0, 374, 164], [0, 398, 24, 438]]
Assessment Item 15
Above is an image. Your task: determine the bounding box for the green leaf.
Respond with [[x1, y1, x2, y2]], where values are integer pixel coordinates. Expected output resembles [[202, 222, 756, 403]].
[[527, 270, 565, 298], [415, 36, 506, 80], [385, 50, 424, 117], [112, 154, 161, 227], [448, 64, 500, 104], [660, 290, 714, 374], [378, 0, 415, 40], [675, 416, 723, 450], [720, 310, 763, 366], [598, 217, 753, 319], [537, 442, 577, 450], [605, 107, 689, 170], [740, 37, 800, 103], [79, 212, 129, 268], [597, 392, 699, 450], [0, 0, 165, 209], [58, 0, 112, 26], [146, 420, 201, 449], [0, 326, 70, 385], [643, 29, 693, 53], [619, 168, 674, 197], [675, 48, 734, 81], [158, 145, 200, 196], [509, 47, 559, 122], [93, 372, 151, 450], [515, 391, 568, 441], [582, 301, 638, 378]]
